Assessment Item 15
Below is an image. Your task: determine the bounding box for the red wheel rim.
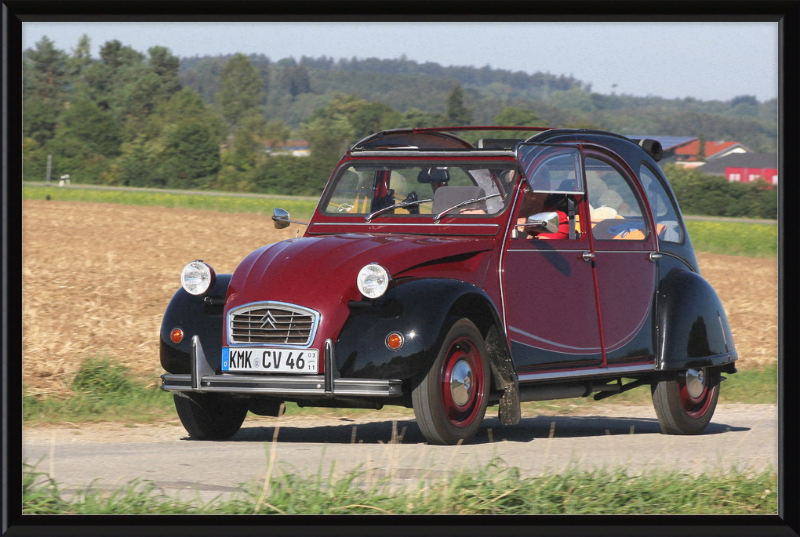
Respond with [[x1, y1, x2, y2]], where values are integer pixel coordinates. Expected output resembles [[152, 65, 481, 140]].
[[677, 369, 716, 418], [440, 337, 485, 428]]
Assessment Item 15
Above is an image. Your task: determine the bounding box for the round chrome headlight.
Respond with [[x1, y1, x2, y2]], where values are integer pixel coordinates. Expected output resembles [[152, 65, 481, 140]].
[[357, 263, 390, 299], [181, 261, 216, 295]]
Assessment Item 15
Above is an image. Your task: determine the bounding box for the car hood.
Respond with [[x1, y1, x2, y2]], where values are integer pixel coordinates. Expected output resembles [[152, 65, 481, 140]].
[[226, 233, 496, 309]]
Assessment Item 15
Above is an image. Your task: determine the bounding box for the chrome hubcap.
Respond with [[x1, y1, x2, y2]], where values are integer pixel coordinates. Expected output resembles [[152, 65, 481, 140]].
[[685, 368, 706, 399], [450, 359, 473, 406]]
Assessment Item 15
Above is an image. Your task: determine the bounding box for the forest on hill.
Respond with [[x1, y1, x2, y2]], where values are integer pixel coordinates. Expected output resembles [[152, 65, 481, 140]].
[[22, 36, 776, 217]]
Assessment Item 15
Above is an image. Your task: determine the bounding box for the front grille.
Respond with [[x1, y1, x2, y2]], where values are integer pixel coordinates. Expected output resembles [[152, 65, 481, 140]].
[[229, 303, 318, 346]]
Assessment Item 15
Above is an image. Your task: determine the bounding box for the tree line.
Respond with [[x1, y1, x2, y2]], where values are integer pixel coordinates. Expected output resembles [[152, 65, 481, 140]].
[[23, 36, 777, 216]]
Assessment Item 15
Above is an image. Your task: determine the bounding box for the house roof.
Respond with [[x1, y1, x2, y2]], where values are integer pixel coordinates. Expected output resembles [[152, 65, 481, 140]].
[[674, 140, 751, 160], [624, 135, 696, 151], [265, 139, 310, 150], [698, 153, 778, 175]]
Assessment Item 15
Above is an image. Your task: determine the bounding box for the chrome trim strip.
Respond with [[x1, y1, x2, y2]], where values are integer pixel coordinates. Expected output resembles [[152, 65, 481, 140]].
[[333, 378, 403, 396], [349, 150, 515, 157], [506, 249, 587, 253], [160, 374, 402, 397], [227, 300, 321, 348], [509, 326, 602, 352], [518, 364, 655, 382], [590, 249, 654, 253], [310, 222, 500, 228]]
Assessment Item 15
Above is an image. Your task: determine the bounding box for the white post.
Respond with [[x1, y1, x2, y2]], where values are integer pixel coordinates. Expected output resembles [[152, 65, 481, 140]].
[[46, 155, 52, 184]]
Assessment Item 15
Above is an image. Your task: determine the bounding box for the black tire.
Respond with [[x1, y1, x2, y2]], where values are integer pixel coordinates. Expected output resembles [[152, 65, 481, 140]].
[[173, 392, 249, 440], [412, 318, 490, 445], [652, 367, 720, 435]]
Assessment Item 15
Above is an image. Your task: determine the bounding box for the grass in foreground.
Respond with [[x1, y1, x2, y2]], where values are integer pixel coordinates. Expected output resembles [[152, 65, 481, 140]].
[[23, 459, 777, 515], [23, 357, 777, 426], [23, 356, 175, 425]]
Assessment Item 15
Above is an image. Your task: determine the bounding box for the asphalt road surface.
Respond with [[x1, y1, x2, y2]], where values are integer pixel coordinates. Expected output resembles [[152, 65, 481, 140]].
[[23, 403, 777, 503]]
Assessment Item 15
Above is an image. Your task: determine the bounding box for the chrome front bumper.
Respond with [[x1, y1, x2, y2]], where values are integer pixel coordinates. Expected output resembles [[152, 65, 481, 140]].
[[160, 336, 403, 397]]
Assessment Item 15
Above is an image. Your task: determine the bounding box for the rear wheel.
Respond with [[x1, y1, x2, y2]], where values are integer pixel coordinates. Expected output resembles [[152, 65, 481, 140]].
[[652, 367, 719, 435], [412, 318, 489, 445], [173, 392, 249, 440]]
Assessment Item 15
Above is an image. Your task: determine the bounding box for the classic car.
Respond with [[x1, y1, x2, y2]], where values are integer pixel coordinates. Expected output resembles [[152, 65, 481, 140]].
[[160, 126, 737, 445]]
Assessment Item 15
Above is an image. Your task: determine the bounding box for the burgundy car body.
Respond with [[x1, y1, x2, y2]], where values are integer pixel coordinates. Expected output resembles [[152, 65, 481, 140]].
[[160, 127, 737, 444]]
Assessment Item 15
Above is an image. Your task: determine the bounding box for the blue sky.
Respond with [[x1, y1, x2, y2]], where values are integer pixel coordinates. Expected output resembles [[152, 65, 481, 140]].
[[22, 22, 779, 103]]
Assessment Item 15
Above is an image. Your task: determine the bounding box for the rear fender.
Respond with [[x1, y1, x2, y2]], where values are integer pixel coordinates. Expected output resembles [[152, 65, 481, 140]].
[[160, 274, 231, 374], [335, 278, 515, 390], [657, 269, 737, 371]]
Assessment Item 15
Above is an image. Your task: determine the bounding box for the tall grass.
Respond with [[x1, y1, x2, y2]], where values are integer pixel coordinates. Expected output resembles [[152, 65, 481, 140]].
[[23, 356, 174, 424], [22, 458, 777, 515]]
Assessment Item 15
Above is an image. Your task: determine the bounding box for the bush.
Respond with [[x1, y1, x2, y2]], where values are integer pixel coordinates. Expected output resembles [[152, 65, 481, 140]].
[[663, 164, 777, 219]]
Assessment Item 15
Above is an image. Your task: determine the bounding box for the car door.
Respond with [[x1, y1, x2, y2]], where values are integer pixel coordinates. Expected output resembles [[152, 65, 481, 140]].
[[503, 145, 603, 374], [584, 150, 658, 366]]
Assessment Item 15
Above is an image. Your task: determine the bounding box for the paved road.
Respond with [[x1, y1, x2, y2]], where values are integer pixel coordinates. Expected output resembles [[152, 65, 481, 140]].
[[23, 404, 777, 503]]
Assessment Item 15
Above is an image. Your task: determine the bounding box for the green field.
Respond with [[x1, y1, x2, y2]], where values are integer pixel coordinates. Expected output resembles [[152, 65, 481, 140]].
[[685, 220, 777, 258], [23, 184, 778, 258], [22, 184, 320, 220]]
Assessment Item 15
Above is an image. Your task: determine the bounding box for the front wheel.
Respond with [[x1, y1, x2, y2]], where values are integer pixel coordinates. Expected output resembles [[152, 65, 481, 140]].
[[173, 392, 249, 440], [652, 367, 720, 435], [412, 318, 490, 445]]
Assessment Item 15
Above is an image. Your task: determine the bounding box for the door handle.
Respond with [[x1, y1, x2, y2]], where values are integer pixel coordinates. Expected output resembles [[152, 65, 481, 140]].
[[649, 252, 663, 262], [582, 251, 595, 262]]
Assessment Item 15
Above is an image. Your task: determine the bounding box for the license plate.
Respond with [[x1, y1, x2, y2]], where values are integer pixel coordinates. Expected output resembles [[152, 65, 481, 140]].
[[221, 347, 319, 373]]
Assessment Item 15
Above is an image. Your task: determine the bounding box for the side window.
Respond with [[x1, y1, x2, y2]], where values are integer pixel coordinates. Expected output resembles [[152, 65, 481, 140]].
[[639, 165, 683, 243], [586, 157, 648, 241], [515, 152, 582, 240]]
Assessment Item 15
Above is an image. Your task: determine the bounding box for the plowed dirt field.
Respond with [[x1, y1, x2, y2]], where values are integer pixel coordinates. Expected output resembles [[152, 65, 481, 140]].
[[21, 200, 778, 397]]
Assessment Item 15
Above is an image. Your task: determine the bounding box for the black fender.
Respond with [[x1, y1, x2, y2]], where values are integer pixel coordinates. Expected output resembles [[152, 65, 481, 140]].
[[159, 274, 231, 374], [657, 269, 737, 371], [334, 278, 516, 393]]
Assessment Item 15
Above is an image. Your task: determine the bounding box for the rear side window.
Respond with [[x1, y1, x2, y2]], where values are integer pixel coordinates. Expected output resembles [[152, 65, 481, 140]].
[[639, 165, 683, 244], [585, 157, 648, 241]]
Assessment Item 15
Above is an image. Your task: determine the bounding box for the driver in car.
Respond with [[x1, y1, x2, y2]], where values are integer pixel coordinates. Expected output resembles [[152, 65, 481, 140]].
[[516, 167, 569, 240]]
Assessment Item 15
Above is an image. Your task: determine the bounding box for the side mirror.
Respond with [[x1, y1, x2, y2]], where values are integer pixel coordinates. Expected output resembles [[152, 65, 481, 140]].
[[272, 208, 309, 230], [273, 208, 291, 229], [525, 212, 560, 234]]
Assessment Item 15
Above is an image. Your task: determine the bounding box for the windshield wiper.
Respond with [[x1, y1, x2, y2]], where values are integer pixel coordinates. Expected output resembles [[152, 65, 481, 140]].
[[365, 197, 433, 222], [433, 193, 501, 223]]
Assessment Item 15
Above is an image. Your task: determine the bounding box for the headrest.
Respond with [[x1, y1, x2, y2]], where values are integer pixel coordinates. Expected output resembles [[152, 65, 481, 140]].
[[432, 186, 487, 214], [417, 168, 450, 183]]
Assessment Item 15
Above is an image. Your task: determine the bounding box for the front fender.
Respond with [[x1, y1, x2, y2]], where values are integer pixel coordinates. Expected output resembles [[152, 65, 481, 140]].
[[657, 269, 737, 370], [160, 274, 231, 374], [334, 278, 511, 385]]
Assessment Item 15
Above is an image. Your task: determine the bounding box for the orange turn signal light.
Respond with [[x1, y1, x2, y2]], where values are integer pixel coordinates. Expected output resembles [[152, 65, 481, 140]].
[[385, 332, 404, 350], [170, 328, 184, 344]]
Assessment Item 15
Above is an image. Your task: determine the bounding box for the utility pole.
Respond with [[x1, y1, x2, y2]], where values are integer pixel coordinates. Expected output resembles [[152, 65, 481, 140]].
[[46, 155, 52, 184]]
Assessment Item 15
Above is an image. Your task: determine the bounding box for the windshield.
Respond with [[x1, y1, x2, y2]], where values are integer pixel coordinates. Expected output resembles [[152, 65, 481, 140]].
[[322, 162, 517, 218]]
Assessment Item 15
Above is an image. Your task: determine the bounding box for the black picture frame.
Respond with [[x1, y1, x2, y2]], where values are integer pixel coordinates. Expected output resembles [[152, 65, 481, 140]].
[[2, 1, 797, 536]]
